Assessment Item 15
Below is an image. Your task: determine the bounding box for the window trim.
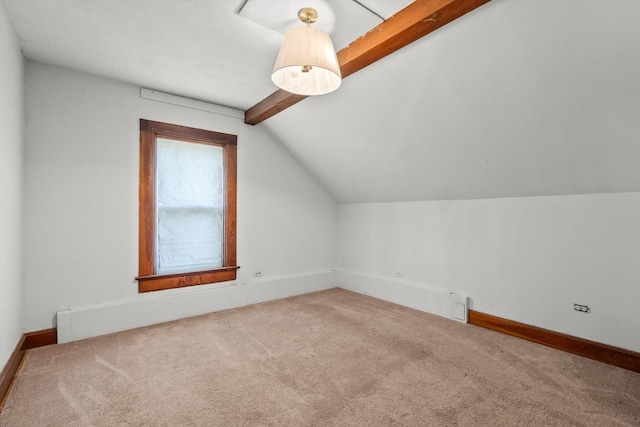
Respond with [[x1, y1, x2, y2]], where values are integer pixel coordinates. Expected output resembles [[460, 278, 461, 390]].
[[136, 119, 238, 292]]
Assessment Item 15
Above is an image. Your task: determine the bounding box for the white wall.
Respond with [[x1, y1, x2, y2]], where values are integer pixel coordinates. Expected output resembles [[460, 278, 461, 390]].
[[0, 3, 25, 367], [23, 62, 338, 337], [339, 193, 640, 352]]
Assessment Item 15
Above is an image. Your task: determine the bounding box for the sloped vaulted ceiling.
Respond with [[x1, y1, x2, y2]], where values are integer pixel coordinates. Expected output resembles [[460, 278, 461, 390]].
[[3, 0, 639, 203], [262, 0, 640, 202]]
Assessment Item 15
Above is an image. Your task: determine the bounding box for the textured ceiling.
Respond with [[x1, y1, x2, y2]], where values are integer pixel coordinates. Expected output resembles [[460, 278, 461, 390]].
[[237, 0, 412, 36], [355, 0, 414, 19], [2, 0, 639, 203], [237, 0, 382, 50]]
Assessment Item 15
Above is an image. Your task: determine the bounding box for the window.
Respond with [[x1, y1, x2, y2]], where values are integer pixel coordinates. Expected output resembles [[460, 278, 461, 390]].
[[137, 119, 238, 292]]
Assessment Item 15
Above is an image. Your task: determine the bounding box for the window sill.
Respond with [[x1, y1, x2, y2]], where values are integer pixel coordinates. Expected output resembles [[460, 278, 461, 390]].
[[136, 266, 240, 293]]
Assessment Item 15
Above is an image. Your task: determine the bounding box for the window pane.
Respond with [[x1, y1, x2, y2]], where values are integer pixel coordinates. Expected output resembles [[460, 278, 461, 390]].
[[155, 138, 224, 274]]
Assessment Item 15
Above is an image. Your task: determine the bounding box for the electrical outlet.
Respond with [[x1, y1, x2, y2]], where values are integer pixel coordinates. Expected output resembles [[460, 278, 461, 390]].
[[394, 271, 403, 278], [253, 271, 263, 278], [573, 303, 590, 313]]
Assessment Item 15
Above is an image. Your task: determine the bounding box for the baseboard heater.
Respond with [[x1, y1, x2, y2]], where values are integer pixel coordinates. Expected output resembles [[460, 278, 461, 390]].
[[338, 270, 468, 323]]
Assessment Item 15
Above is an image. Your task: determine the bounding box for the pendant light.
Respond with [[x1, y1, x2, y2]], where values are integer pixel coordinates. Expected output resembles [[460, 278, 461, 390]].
[[271, 7, 342, 96]]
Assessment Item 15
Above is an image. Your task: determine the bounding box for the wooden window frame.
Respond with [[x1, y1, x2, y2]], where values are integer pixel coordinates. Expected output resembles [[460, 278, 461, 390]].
[[136, 119, 238, 292]]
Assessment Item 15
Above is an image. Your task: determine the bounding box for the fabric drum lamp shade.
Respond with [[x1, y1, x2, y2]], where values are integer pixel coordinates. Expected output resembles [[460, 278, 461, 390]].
[[272, 25, 342, 96]]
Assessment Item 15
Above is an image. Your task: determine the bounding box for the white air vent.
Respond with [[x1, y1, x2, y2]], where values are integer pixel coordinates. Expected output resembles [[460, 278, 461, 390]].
[[454, 301, 468, 322]]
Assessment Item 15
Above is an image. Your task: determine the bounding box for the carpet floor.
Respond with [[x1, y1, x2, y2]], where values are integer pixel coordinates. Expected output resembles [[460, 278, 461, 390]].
[[1, 288, 639, 426]]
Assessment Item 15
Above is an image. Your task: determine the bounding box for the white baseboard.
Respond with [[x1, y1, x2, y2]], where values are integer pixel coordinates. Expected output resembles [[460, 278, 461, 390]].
[[57, 270, 336, 343], [338, 270, 468, 323]]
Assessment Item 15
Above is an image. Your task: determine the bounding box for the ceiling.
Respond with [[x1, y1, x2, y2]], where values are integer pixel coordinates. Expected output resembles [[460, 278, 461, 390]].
[[3, 0, 640, 203]]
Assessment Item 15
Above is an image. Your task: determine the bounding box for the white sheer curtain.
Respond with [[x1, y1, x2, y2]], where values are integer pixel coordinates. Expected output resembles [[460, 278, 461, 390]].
[[155, 138, 224, 274]]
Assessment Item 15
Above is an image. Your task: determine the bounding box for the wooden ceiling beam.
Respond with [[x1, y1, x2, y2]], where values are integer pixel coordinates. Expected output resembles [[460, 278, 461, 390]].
[[244, 0, 491, 125]]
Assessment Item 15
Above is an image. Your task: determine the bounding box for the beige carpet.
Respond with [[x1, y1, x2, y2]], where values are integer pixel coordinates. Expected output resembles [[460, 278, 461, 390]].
[[1, 288, 639, 426]]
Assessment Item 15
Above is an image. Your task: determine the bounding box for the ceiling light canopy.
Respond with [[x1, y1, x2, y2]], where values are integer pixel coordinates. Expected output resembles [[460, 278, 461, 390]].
[[271, 7, 341, 96]]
